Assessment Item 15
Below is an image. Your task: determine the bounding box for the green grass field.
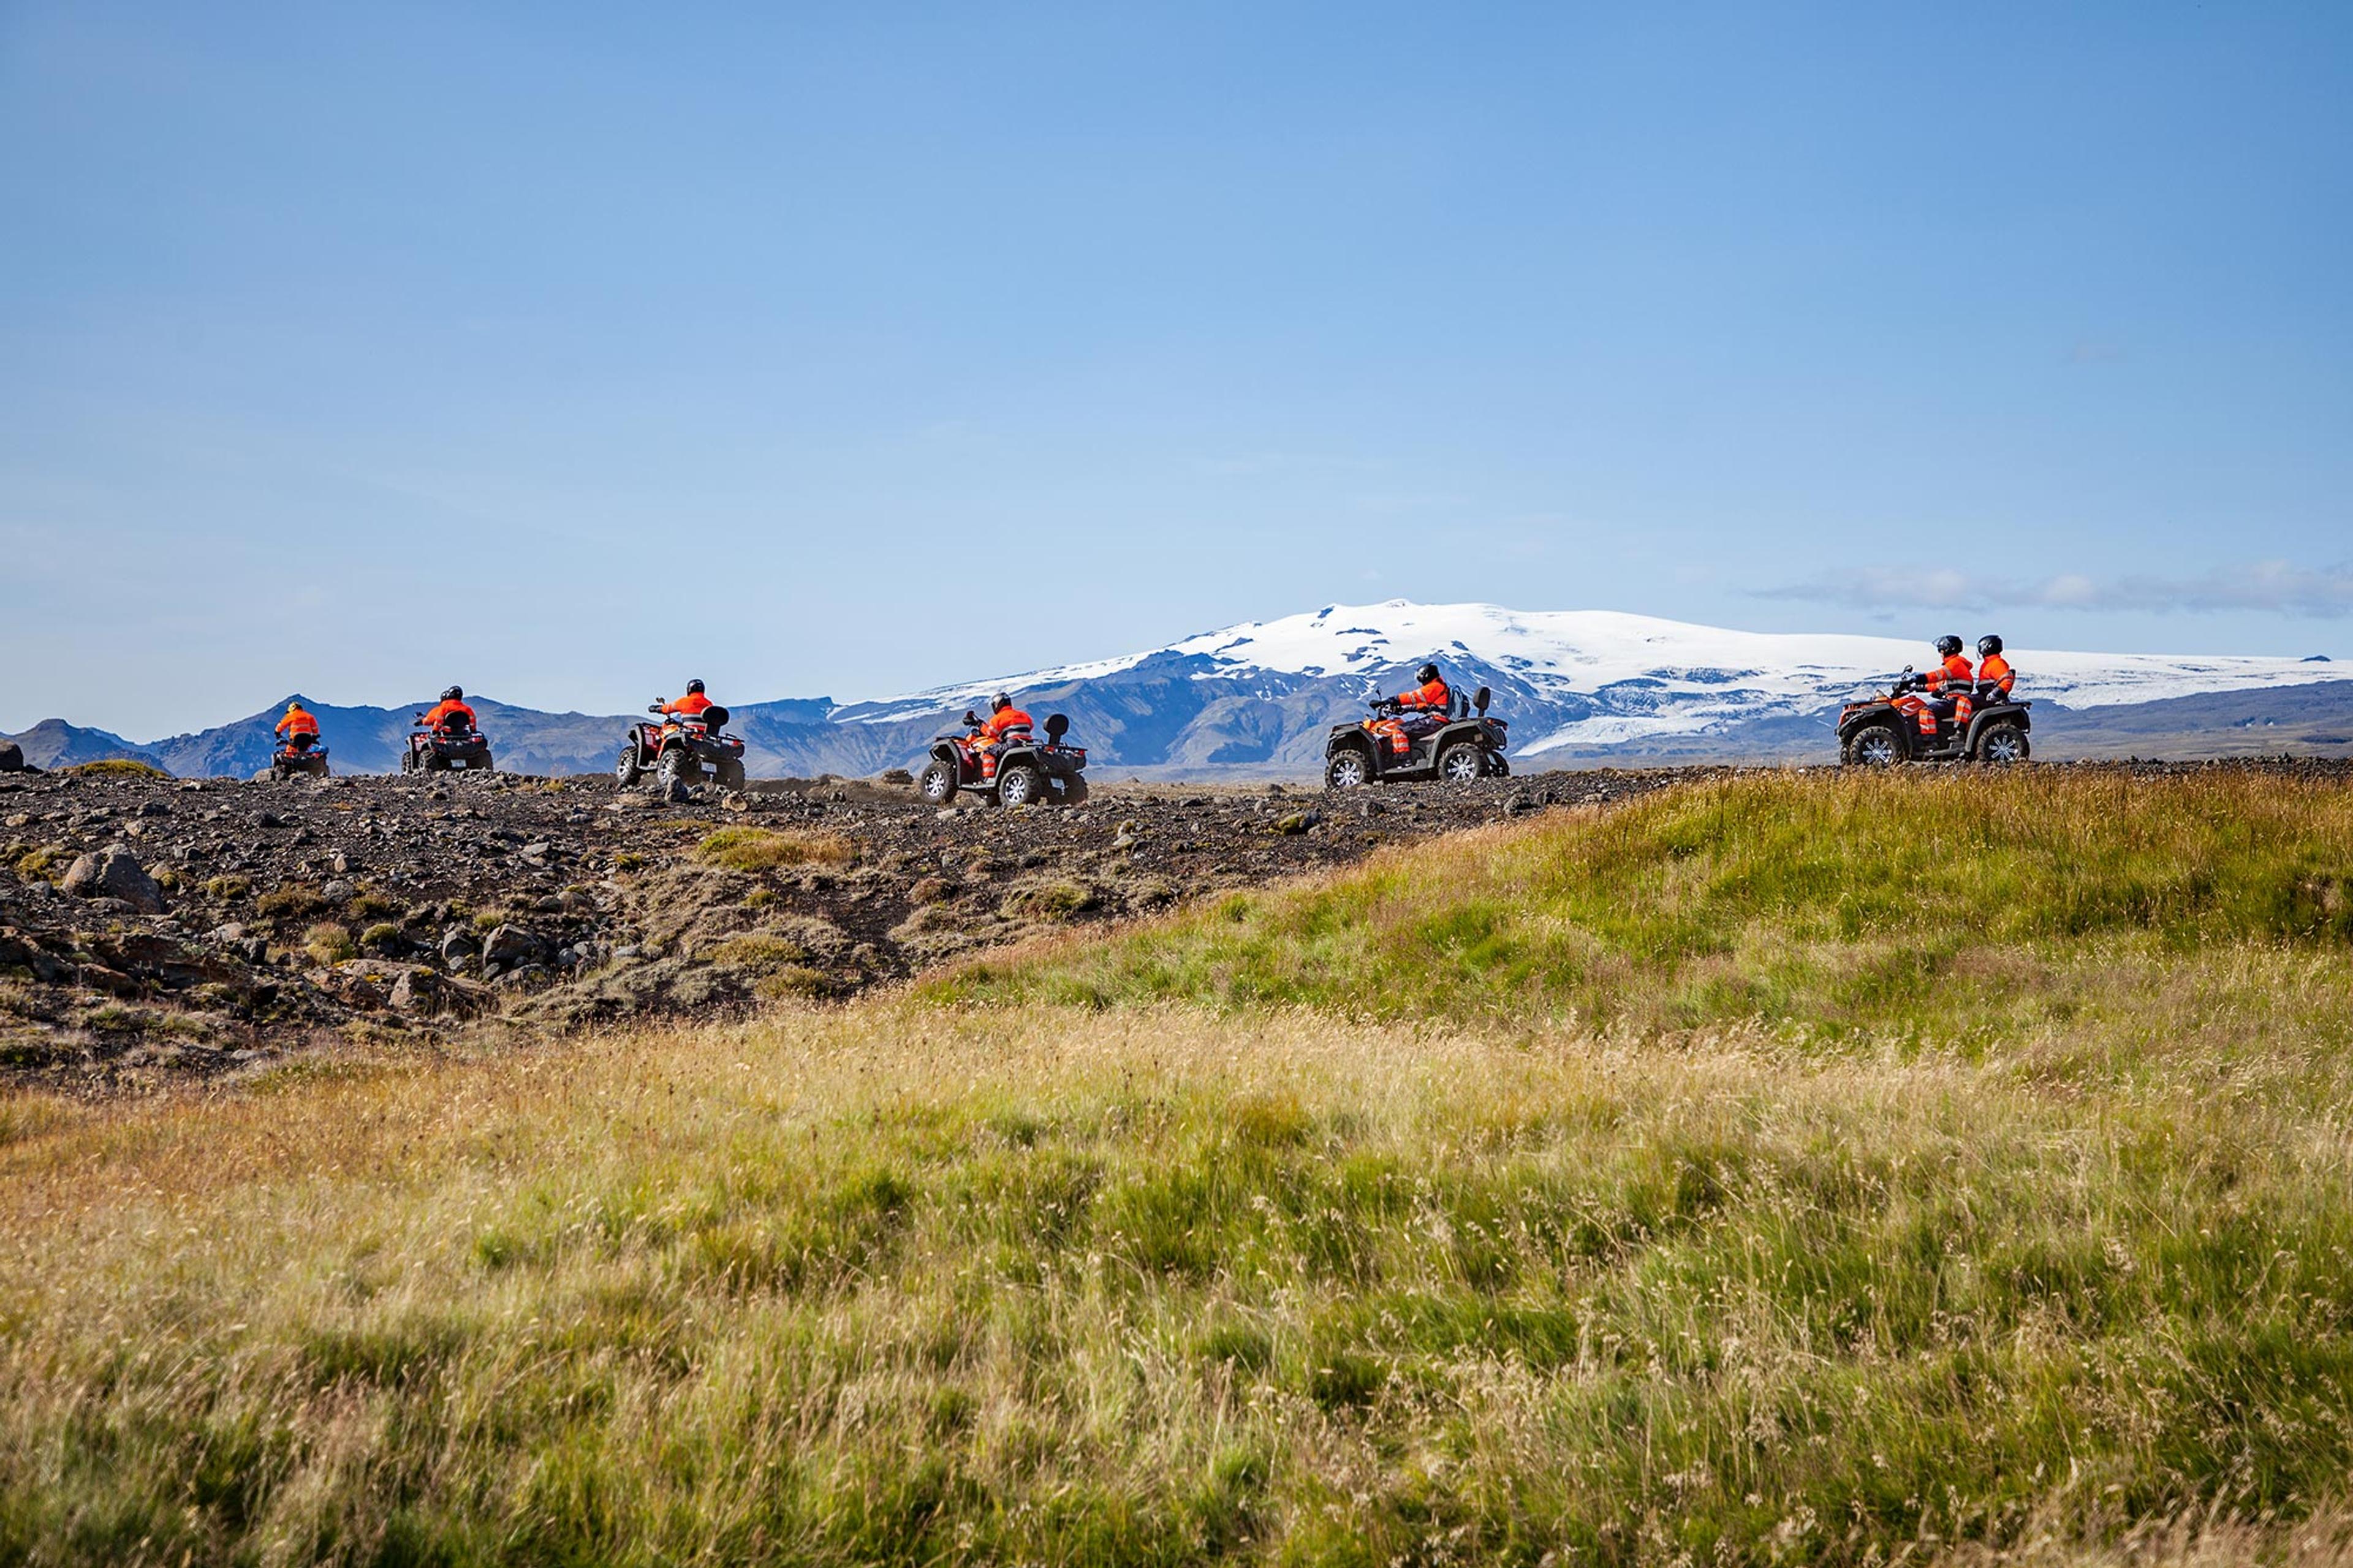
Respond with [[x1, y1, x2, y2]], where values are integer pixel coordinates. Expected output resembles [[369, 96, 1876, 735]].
[[4, 770, 2352, 1565]]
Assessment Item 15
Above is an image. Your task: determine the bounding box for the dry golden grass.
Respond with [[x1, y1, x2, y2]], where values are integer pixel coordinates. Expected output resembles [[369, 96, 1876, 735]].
[[695, 825, 857, 873], [2, 770, 2351, 1564]]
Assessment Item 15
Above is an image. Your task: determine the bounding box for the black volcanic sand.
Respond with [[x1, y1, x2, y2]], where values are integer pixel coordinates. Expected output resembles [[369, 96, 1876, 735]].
[[4, 757, 2347, 1093]]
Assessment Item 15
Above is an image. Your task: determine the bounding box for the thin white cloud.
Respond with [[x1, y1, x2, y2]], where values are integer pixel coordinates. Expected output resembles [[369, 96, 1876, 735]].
[[1758, 560, 2353, 617]]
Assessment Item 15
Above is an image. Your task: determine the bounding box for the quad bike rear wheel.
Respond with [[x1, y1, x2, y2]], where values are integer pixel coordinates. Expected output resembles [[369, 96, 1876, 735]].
[[656, 748, 696, 789], [615, 741, 643, 786], [1977, 722, 2029, 765], [917, 760, 958, 806], [1843, 722, 1901, 767], [996, 763, 1042, 807], [715, 757, 746, 792], [1438, 743, 1485, 786], [1485, 754, 1510, 778], [1325, 750, 1370, 790], [1056, 775, 1089, 805]]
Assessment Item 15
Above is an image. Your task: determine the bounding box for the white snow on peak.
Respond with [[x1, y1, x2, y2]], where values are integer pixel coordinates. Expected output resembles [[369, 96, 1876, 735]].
[[850, 600, 2343, 743]]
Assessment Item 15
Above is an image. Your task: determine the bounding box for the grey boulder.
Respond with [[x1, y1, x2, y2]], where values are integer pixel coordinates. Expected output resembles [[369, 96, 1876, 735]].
[[60, 844, 167, 914]]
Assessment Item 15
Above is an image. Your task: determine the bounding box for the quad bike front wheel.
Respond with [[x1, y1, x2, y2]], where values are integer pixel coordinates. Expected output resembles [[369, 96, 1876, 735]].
[[996, 763, 1043, 807], [1977, 722, 2029, 765], [1842, 723, 1901, 767], [1438, 743, 1485, 786], [917, 760, 958, 806], [1325, 750, 1370, 790], [615, 742, 643, 786]]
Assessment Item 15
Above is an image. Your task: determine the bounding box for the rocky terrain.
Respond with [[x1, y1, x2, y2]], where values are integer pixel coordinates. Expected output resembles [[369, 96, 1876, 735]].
[[0, 764, 1681, 1091]]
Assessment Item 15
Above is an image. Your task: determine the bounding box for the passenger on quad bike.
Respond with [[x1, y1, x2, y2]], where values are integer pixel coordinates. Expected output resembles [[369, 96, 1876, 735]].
[[421, 687, 477, 733], [1892, 637, 1974, 741], [1976, 635, 2015, 702], [1838, 645, 2031, 767], [403, 687, 494, 773], [1368, 664, 1452, 760]]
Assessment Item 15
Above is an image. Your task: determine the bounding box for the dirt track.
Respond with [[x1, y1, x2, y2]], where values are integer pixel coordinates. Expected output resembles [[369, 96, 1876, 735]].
[[0, 765, 1689, 1090]]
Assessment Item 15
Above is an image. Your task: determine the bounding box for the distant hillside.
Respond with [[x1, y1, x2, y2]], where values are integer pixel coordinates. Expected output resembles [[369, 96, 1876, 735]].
[[1, 719, 170, 772], [15, 602, 2346, 778]]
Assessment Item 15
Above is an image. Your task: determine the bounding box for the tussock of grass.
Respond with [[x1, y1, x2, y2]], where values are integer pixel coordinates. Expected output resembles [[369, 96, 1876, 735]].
[[10, 846, 68, 882], [302, 922, 354, 966], [696, 825, 855, 872], [59, 759, 167, 778], [1, 771, 2350, 1563], [256, 884, 327, 921]]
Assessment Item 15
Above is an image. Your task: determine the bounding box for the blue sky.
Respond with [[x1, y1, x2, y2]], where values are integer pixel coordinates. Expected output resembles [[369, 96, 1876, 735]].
[[4, 1, 2349, 738]]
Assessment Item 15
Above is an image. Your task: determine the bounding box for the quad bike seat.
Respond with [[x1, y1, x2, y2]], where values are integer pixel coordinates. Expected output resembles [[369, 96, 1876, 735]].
[[439, 714, 472, 738]]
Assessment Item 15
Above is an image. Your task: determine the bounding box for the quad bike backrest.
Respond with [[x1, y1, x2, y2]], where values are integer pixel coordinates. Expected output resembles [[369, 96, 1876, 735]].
[[1474, 686, 1491, 714], [1044, 714, 1070, 743], [701, 704, 729, 730], [439, 711, 472, 737]]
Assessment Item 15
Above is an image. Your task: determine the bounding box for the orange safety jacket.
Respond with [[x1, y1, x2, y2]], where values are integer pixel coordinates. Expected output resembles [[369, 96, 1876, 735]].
[[422, 699, 477, 731], [1978, 654, 2014, 695], [979, 706, 1034, 743], [276, 707, 319, 738], [1922, 654, 1974, 692], [662, 692, 714, 718], [1395, 678, 1451, 711]]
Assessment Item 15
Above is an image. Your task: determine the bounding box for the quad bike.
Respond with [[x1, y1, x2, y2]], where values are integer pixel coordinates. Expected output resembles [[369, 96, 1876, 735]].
[[401, 712, 494, 774], [616, 702, 748, 791], [1838, 670, 2031, 766], [269, 736, 330, 781], [917, 711, 1088, 808], [1324, 685, 1509, 789]]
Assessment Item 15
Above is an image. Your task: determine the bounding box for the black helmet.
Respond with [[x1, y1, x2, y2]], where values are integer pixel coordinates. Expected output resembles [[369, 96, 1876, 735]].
[[991, 692, 1011, 712], [1977, 634, 2003, 658], [686, 678, 705, 695], [442, 686, 463, 702], [1417, 662, 1440, 684], [1934, 636, 1963, 659]]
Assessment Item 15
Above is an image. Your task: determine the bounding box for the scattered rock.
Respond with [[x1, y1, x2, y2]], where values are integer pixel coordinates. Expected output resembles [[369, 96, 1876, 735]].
[[59, 845, 167, 914], [482, 923, 549, 969]]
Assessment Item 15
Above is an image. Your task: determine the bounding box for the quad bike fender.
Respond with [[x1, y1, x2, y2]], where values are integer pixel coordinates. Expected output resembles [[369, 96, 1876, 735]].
[[1325, 730, 1382, 779], [1841, 713, 1918, 761]]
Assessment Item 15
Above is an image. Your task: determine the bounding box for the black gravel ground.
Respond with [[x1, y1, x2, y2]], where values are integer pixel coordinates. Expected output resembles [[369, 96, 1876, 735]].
[[5, 756, 2346, 1092]]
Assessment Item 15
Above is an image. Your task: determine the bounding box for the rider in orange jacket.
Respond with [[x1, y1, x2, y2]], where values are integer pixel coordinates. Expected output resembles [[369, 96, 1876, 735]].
[[1905, 637, 1976, 738], [977, 693, 1034, 744], [1372, 664, 1453, 756], [275, 700, 320, 749], [1975, 635, 2015, 700], [662, 679, 714, 719], [421, 687, 477, 733]]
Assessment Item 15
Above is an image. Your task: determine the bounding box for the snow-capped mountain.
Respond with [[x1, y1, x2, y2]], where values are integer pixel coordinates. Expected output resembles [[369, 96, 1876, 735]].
[[841, 600, 2346, 765], [16, 602, 2346, 778]]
